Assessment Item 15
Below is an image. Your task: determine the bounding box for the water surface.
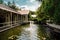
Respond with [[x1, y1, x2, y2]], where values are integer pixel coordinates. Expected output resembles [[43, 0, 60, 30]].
[[0, 21, 51, 40]]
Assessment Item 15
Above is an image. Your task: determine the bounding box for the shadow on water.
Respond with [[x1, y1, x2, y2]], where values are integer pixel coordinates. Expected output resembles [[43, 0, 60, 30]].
[[50, 29, 60, 40], [37, 25, 51, 40], [38, 24, 60, 40]]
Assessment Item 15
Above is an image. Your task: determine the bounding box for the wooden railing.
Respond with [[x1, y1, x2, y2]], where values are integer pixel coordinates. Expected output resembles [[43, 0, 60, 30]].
[[0, 20, 29, 29], [0, 21, 21, 28]]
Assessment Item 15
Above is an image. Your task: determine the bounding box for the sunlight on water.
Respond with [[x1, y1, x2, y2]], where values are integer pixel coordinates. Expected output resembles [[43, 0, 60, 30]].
[[17, 21, 40, 40], [0, 21, 52, 40]]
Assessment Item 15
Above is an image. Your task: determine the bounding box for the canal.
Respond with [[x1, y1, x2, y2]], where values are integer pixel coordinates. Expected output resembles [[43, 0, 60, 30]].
[[0, 21, 60, 40]]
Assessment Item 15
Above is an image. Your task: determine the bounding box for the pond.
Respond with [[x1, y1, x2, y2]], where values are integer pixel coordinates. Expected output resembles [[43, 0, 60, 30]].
[[0, 21, 58, 40]]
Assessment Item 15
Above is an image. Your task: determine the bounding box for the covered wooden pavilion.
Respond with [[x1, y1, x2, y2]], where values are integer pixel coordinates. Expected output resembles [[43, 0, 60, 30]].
[[0, 4, 29, 28]]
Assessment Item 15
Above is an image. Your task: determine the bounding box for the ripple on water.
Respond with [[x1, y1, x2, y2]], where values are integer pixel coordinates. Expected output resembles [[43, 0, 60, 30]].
[[17, 23, 40, 40]]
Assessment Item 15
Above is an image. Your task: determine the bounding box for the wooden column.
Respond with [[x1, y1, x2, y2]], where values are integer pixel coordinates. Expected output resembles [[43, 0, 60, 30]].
[[6, 14, 8, 22], [8, 13, 10, 22], [8, 13, 11, 26], [5, 13, 8, 22], [11, 12, 12, 27], [18, 15, 20, 22], [5, 13, 10, 25], [22, 15, 24, 22], [25, 15, 28, 22], [15, 14, 17, 24], [21, 15, 22, 22], [17, 14, 18, 21], [19, 15, 21, 22]]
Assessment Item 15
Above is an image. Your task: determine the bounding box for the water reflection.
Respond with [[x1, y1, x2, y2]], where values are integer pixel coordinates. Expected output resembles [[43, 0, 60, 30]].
[[0, 21, 52, 40], [17, 21, 40, 40]]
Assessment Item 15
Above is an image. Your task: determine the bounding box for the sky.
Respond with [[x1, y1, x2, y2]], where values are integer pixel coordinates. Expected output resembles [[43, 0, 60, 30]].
[[4, 0, 41, 11]]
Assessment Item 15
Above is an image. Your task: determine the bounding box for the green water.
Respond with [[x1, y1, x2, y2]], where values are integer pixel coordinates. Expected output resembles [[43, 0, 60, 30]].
[[0, 23, 51, 40]]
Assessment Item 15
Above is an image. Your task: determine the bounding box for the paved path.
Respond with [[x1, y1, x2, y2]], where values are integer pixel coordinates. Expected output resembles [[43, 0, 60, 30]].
[[47, 23, 60, 30]]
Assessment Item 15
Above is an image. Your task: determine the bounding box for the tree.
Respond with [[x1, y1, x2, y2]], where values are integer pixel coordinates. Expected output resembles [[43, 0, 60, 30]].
[[36, 0, 54, 23], [0, 0, 3, 4], [11, 0, 16, 9], [53, 0, 60, 24], [36, 0, 60, 24], [36, 0, 42, 1], [8, 1, 11, 6], [7, 0, 19, 10], [28, 11, 36, 20]]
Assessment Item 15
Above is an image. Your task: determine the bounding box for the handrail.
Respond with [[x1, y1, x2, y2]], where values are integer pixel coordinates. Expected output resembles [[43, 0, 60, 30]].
[[0, 20, 28, 29], [0, 23, 20, 28], [0, 20, 21, 24]]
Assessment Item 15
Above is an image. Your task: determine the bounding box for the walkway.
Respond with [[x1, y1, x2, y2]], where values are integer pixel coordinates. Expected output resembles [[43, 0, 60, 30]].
[[47, 23, 60, 33], [47, 23, 60, 30]]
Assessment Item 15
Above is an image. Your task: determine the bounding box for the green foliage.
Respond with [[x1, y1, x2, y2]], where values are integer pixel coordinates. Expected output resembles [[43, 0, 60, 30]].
[[9, 0, 16, 10], [53, 0, 60, 24], [7, 1, 19, 10], [28, 11, 36, 20], [36, 0, 42, 1], [8, 1, 11, 6], [0, 0, 3, 4], [36, 0, 60, 24]]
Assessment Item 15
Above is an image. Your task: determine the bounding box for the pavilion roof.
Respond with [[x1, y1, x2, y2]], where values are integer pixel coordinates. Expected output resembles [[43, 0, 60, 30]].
[[0, 4, 29, 15], [17, 10, 29, 15], [0, 4, 17, 13]]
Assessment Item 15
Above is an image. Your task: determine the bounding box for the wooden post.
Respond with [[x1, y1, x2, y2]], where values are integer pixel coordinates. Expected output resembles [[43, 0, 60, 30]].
[[11, 12, 12, 27], [18, 15, 20, 22], [5, 13, 7, 22], [22, 15, 23, 22], [19, 15, 21, 22], [8, 13, 11, 26], [5, 13, 8, 26], [15, 14, 16, 24], [25, 14, 28, 22], [21, 15, 23, 22], [17, 14, 18, 23], [20, 15, 22, 23], [17, 14, 18, 21]]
